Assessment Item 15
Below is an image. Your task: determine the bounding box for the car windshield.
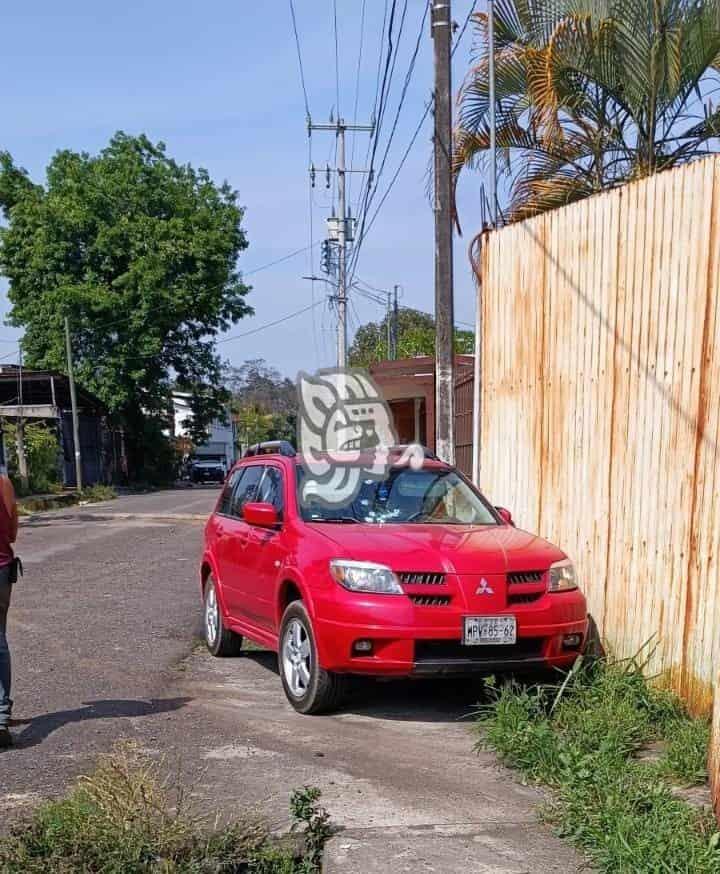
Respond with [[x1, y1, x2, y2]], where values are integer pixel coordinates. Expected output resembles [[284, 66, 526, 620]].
[[297, 466, 498, 525]]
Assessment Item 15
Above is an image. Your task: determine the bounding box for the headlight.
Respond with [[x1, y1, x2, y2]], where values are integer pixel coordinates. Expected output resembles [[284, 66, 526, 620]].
[[548, 559, 578, 592], [329, 560, 403, 594]]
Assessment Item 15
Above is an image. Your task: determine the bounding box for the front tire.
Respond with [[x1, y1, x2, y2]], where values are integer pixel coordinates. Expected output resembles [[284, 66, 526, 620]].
[[279, 602, 346, 714], [204, 576, 243, 657]]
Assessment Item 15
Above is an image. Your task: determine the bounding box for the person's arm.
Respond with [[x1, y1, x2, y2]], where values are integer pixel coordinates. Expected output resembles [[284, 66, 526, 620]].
[[0, 476, 18, 543]]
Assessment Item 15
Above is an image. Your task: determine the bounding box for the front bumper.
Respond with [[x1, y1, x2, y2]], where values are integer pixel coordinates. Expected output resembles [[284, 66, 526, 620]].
[[314, 590, 588, 676]]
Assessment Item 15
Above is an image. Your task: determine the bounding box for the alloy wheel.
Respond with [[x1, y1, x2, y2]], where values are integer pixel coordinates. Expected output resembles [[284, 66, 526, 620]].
[[205, 583, 219, 646], [282, 618, 312, 698]]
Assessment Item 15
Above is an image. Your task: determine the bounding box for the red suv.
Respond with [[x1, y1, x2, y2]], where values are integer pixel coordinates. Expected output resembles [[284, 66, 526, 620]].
[[200, 443, 588, 714]]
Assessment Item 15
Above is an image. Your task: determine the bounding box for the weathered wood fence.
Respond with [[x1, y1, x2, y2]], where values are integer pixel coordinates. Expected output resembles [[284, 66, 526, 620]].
[[475, 156, 720, 804]]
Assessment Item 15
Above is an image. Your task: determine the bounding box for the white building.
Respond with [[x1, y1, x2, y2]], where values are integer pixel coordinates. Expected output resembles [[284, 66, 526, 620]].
[[171, 391, 237, 470]]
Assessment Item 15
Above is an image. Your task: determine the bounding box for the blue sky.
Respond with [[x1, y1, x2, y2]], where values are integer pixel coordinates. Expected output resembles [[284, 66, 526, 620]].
[[1, 0, 484, 376]]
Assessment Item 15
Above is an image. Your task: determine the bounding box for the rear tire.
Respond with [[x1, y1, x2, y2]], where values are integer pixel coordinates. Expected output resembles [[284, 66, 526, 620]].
[[204, 576, 243, 657], [279, 602, 346, 714]]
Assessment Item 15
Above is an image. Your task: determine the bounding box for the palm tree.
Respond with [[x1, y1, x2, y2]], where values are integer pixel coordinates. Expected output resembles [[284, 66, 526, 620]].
[[454, 0, 720, 222]]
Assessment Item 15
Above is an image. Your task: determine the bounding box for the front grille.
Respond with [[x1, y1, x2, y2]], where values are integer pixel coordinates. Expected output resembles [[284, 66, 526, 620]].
[[415, 638, 545, 662], [507, 570, 544, 585], [409, 595, 451, 607], [508, 591, 544, 605], [399, 572, 445, 586]]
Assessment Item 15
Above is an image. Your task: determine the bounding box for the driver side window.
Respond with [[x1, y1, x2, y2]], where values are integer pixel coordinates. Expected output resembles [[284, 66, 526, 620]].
[[257, 466, 284, 517], [230, 465, 264, 519]]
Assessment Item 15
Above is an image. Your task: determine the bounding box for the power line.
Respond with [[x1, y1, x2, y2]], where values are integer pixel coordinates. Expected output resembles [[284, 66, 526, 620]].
[[453, 1, 478, 55], [62, 241, 320, 337], [356, 0, 389, 218], [357, 98, 433, 250], [216, 300, 324, 345], [349, 1, 426, 279], [351, 0, 404, 273], [349, 2, 478, 282], [244, 241, 320, 276], [348, 0, 367, 206], [364, 2, 428, 216], [288, 0, 311, 119], [89, 300, 326, 366]]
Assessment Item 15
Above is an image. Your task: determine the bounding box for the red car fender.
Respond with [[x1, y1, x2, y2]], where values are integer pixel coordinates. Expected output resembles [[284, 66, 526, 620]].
[[199, 551, 233, 622], [275, 568, 317, 626]]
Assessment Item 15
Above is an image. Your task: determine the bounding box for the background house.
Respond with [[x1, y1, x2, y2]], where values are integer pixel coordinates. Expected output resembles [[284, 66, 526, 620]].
[[369, 354, 475, 474], [0, 366, 121, 488]]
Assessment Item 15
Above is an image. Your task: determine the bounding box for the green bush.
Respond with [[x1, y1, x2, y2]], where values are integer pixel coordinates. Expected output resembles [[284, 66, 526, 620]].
[[476, 658, 720, 873], [3, 421, 60, 495], [0, 745, 330, 873], [81, 484, 117, 503]]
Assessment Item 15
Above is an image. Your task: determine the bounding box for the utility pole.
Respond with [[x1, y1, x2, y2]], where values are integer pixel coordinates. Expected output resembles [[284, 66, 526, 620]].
[[15, 343, 28, 492], [336, 124, 348, 367], [473, 0, 498, 485], [391, 285, 399, 360], [488, 0, 498, 225], [432, 0, 455, 464], [64, 317, 83, 492], [308, 118, 374, 368]]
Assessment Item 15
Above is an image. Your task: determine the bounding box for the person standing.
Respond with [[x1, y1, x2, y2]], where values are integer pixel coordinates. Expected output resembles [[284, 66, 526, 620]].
[[0, 472, 18, 748]]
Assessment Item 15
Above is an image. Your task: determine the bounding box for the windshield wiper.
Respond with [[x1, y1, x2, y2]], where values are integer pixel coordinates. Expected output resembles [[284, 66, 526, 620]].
[[312, 516, 362, 524]]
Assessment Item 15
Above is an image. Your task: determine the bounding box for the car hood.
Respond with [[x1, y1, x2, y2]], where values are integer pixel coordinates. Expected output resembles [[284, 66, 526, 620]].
[[307, 522, 566, 575]]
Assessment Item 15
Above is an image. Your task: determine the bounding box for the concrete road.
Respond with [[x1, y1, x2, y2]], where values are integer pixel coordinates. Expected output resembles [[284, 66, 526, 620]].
[[1, 489, 582, 872]]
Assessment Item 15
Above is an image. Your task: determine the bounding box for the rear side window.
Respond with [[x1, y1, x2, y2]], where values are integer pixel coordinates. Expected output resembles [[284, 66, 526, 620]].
[[257, 466, 284, 515], [217, 468, 242, 515], [230, 465, 264, 518]]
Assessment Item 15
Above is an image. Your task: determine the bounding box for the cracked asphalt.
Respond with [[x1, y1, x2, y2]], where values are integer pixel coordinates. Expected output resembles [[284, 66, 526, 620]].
[[0, 488, 582, 872]]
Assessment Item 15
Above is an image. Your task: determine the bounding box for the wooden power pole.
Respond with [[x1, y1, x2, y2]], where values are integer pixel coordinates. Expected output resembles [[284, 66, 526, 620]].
[[432, 0, 455, 464], [64, 317, 83, 492]]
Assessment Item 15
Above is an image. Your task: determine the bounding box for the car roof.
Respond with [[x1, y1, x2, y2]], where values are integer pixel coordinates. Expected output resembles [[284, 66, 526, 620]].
[[233, 452, 452, 472]]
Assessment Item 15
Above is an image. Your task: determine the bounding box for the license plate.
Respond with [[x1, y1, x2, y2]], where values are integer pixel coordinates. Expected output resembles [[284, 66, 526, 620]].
[[463, 615, 517, 645]]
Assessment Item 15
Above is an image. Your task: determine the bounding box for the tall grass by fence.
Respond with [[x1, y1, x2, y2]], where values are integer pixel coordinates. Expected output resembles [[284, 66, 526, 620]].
[[475, 156, 720, 807]]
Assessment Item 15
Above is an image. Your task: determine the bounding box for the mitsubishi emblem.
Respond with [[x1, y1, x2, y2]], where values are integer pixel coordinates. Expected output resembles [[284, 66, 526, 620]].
[[476, 578, 494, 595]]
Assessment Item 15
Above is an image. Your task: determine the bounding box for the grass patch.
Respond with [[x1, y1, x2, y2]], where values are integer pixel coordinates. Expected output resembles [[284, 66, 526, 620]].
[[476, 658, 720, 873], [0, 745, 330, 872], [80, 484, 117, 503]]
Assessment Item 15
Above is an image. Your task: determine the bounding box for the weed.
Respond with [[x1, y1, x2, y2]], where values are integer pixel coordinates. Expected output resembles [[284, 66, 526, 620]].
[[289, 787, 332, 872], [476, 658, 720, 873], [81, 484, 117, 503], [0, 744, 328, 872], [658, 716, 711, 786]]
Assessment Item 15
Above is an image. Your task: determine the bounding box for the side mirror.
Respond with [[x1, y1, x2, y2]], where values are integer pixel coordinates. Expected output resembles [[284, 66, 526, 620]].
[[243, 502, 279, 528], [495, 506, 515, 526]]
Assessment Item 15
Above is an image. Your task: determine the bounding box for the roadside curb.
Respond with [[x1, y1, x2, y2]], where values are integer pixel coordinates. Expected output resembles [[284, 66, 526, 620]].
[[19, 510, 208, 525]]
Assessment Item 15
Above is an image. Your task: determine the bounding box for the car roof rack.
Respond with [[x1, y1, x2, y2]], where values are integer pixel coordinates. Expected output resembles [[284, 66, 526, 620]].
[[243, 440, 297, 458]]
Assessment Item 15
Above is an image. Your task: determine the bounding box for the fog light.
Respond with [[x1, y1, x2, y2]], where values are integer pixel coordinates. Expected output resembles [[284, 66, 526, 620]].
[[353, 639, 373, 654], [562, 633, 582, 649]]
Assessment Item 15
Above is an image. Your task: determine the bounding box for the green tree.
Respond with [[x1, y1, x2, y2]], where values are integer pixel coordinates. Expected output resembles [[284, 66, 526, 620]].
[[223, 358, 297, 449], [348, 308, 474, 368], [0, 133, 251, 479], [454, 0, 720, 221], [3, 421, 60, 495]]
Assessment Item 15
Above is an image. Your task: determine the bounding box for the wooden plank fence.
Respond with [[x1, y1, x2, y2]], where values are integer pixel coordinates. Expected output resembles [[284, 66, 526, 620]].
[[476, 156, 720, 809]]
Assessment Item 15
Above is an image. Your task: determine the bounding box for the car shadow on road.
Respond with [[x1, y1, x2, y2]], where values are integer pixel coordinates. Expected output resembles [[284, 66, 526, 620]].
[[340, 677, 491, 724], [13, 697, 192, 749]]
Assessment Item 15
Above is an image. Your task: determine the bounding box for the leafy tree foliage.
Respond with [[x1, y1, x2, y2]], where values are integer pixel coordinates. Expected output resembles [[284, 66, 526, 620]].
[[3, 422, 60, 495], [223, 358, 297, 449], [455, 0, 720, 221], [349, 308, 474, 368], [0, 133, 251, 479]]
